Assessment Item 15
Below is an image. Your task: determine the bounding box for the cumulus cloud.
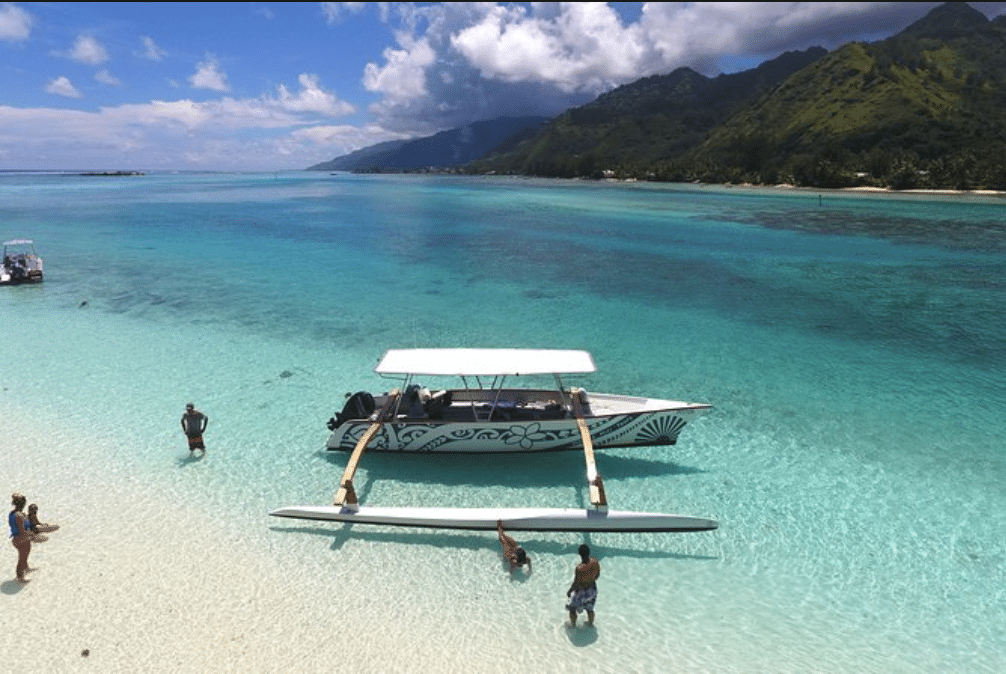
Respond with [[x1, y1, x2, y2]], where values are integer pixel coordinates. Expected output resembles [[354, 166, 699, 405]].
[[274, 73, 355, 116], [190, 56, 230, 92], [363, 35, 437, 102], [451, 3, 649, 93], [0, 2, 32, 41], [95, 70, 120, 86], [0, 95, 385, 170], [69, 35, 110, 65], [4, 72, 357, 164], [141, 36, 166, 61], [45, 76, 82, 99]]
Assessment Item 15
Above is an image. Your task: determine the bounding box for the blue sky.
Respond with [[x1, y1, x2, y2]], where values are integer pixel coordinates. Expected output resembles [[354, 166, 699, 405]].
[[2, 2, 1005, 171]]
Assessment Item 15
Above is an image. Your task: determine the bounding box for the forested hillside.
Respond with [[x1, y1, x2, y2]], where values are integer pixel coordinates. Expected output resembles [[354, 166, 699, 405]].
[[472, 3, 1006, 190]]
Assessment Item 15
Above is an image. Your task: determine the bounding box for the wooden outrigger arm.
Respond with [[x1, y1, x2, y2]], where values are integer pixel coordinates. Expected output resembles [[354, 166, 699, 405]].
[[570, 387, 607, 509], [334, 390, 401, 510]]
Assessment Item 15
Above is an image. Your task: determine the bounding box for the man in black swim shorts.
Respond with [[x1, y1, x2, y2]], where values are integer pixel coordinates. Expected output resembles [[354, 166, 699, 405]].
[[181, 402, 209, 452]]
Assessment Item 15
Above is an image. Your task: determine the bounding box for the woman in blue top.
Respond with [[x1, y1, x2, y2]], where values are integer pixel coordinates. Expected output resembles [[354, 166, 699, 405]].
[[9, 492, 33, 582]]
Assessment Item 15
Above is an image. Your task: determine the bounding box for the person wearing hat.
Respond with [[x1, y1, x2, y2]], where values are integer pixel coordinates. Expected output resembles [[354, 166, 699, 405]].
[[497, 520, 531, 573], [180, 403, 209, 452]]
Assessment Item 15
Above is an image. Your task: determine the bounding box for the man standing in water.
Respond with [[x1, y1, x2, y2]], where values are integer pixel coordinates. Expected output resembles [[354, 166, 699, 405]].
[[181, 403, 209, 453], [566, 543, 600, 626]]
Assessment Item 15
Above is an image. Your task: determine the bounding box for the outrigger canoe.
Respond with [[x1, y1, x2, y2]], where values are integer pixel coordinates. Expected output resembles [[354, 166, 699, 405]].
[[326, 349, 711, 453], [273, 348, 718, 535]]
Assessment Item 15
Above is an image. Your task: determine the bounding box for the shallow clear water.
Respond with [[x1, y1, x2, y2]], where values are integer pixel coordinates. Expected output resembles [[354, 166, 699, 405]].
[[2, 173, 1005, 672]]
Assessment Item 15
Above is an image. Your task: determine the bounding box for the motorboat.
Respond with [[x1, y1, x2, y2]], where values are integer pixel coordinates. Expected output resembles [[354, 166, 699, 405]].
[[1, 239, 43, 284], [326, 348, 711, 454]]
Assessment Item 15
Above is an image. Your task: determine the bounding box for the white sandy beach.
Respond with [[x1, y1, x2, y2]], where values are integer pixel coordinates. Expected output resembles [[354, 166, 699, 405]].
[[1, 395, 648, 674]]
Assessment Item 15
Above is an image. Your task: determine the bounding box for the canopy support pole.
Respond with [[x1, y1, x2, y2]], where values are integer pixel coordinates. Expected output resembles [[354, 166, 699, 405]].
[[334, 390, 401, 510], [570, 387, 607, 509]]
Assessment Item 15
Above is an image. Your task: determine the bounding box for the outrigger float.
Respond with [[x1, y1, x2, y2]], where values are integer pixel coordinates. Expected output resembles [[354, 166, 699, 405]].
[[271, 349, 717, 533]]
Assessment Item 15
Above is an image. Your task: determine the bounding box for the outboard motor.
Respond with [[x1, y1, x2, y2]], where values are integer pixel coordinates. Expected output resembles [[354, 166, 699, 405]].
[[327, 391, 376, 430]]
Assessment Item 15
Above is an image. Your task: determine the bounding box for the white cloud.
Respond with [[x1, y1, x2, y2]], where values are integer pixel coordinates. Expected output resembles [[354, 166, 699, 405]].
[[141, 36, 166, 62], [11, 72, 355, 152], [190, 56, 230, 92], [0, 2, 32, 41], [95, 69, 120, 86], [69, 35, 110, 65], [274, 73, 355, 116], [363, 35, 437, 101], [45, 76, 82, 99], [451, 3, 648, 94], [289, 122, 408, 147], [321, 2, 365, 25], [0, 96, 394, 170]]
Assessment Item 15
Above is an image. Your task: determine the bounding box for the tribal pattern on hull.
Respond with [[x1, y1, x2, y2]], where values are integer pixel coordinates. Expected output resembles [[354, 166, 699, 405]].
[[328, 409, 699, 453]]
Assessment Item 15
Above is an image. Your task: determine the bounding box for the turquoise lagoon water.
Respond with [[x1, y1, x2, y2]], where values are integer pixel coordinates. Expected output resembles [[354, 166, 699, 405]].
[[2, 173, 1005, 672]]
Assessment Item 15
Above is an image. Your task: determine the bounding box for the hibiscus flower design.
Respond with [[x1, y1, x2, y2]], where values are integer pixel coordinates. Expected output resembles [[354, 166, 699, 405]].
[[504, 422, 547, 450]]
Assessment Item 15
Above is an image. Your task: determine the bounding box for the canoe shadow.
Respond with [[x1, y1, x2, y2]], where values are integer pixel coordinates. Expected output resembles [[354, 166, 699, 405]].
[[317, 449, 706, 490], [268, 523, 718, 561]]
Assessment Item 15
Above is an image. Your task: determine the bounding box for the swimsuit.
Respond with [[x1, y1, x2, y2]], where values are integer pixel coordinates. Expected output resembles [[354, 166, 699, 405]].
[[183, 412, 206, 448], [566, 587, 598, 613], [9, 511, 18, 538]]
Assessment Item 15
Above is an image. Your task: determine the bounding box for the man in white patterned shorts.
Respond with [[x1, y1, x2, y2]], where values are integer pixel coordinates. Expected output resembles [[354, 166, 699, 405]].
[[566, 543, 600, 626]]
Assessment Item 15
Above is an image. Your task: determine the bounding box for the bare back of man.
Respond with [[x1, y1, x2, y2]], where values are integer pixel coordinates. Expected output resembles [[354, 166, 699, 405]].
[[566, 544, 600, 626]]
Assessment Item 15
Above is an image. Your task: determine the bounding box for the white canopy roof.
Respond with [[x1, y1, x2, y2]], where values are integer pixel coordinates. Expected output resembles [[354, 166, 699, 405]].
[[375, 349, 596, 376]]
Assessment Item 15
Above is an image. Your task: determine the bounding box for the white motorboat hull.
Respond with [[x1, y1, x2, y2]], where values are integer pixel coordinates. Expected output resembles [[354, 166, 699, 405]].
[[327, 397, 710, 453], [270, 505, 718, 532]]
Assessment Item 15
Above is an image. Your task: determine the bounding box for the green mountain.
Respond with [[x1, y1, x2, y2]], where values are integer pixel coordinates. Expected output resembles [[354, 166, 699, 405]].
[[307, 116, 548, 172], [685, 2, 1006, 188], [470, 47, 827, 178], [474, 2, 1006, 190]]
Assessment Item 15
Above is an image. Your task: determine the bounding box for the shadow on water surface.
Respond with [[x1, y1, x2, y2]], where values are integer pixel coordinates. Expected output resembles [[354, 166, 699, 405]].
[[175, 451, 206, 467], [565, 624, 599, 647], [316, 450, 706, 490], [267, 524, 718, 561]]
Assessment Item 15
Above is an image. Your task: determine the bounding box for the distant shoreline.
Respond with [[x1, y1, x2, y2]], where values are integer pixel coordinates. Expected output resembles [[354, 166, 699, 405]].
[[704, 181, 1006, 199]]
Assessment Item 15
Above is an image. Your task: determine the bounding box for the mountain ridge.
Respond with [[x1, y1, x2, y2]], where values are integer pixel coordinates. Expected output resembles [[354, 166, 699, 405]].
[[307, 116, 548, 172]]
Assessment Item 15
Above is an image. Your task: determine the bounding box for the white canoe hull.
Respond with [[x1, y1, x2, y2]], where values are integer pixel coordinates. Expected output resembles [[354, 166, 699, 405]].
[[270, 505, 718, 533], [327, 396, 711, 454]]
